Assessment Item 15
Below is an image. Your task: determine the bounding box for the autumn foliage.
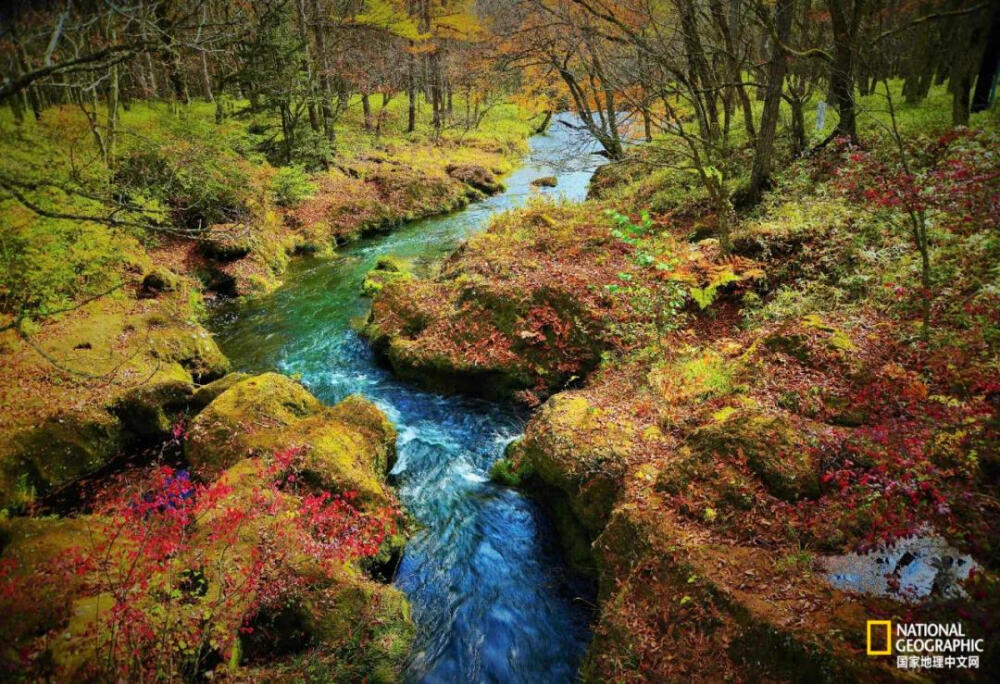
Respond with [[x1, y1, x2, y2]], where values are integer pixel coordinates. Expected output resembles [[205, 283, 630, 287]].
[[0, 441, 397, 680]]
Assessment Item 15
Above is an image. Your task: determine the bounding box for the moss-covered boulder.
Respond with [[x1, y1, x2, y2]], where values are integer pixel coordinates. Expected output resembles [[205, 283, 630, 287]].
[[530, 176, 557, 188], [326, 394, 397, 476], [517, 394, 630, 533], [445, 163, 503, 195], [0, 409, 122, 508], [362, 256, 413, 297], [139, 267, 180, 297], [0, 517, 102, 649], [185, 373, 323, 476], [305, 578, 415, 683], [190, 372, 252, 411], [185, 376, 398, 507], [688, 410, 822, 501], [199, 224, 253, 261], [112, 379, 193, 444], [146, 319, 230, 382]]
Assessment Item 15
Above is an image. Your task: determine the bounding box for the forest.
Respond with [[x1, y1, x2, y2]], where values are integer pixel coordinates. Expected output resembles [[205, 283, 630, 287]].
[[0, 0, 998, 682]]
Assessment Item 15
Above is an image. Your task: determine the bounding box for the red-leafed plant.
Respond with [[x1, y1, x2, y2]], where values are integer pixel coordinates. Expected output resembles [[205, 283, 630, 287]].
[[1, 444, 397, 681], [835, 83, 1000, 339]]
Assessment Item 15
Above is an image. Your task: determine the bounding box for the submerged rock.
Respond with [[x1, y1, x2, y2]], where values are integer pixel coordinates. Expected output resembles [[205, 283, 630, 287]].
[[530, 175, 558, 187]]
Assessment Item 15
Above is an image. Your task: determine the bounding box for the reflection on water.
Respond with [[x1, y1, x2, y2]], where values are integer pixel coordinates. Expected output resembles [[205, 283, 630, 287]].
[[210, 117, 601, 683]]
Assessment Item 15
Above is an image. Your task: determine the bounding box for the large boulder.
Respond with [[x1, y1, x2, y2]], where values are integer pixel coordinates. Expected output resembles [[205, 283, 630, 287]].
[[111, 379, 194, 445], [0, 517, 102, 650], [0, 410, 122, 508], [185, 375, 398, 507], [184, 373, 323, 476], [190, 372, 252, 411]]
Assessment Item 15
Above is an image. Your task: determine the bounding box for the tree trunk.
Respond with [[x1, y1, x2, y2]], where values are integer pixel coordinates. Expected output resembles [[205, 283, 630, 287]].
[[828, 0, 860, 140], [295, 0, 320, 133], [407, 45, 417, 133], [748, 0, 793, 204], [310, 0, 335, 141], [107, 50, 120, 165], [362, 93, 372, 131], [971, 6, 1000, 112], [789, 95, 806, 155]]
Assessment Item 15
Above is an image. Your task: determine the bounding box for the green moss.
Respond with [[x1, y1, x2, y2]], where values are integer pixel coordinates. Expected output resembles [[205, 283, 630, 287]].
[[306, 578, 415, 683], [185, 373, 323, 475], [326, 394, 397, 475], [649, 349, 738, 404], [488, 453, 535, 487], [362, 256, 414, 297], [186, 377, 397, 511], [295, 413, 389, 505], [518, 393, 629, 534], [190, 372, 252, 411], [689, 411, 820, 502], [146, 320, 230, 381], [0, 410, 121, 507], [112, 379, 193, 444], [0, 517, 102, 645]]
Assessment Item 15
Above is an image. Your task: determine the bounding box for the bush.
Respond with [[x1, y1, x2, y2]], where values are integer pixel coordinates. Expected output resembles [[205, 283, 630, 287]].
[[114, 108, 256, 230], [272, 165, 317, 207]]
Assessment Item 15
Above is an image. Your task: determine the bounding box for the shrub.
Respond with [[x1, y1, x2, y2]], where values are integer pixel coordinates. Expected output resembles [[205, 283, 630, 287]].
[[272, 165, 317, 208]]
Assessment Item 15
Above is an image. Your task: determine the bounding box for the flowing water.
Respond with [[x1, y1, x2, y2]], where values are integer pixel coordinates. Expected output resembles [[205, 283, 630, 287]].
[[210, 117, 602, 683]]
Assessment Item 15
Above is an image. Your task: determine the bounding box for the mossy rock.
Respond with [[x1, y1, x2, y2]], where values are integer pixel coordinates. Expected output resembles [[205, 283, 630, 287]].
[[185, 373, 323, 477], [688, 411, 821, 501], [147, 322, 230, 382], [0, 517, 102, 645], [530, 176, 558, 187], [294, 412, 391, 505], [362, 257, 413, 297], [186, 377, 397, 508], [199, 224, 253, 261], [0, 410, 121, 507], [518, 393, 629, 534], [190, 372, 252, 411], [112, 379, 194, 444], [49, 593, 114, 680], [140, 267, 180, 297], [307, 578, 415, 683], [327, 394, 397, 476], [445, 163, 503, 195]]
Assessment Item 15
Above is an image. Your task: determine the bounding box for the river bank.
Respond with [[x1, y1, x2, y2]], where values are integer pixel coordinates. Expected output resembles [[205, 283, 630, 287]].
[[364, 105, 1000, 681]]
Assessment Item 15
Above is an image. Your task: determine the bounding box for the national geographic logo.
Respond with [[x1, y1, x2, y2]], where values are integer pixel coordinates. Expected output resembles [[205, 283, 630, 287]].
[[867, 620, 892, 656], [867, 620, 984, 671]]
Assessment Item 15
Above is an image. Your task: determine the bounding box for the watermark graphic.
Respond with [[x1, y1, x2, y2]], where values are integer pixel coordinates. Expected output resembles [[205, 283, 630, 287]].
[[866, 620, 984, 671]]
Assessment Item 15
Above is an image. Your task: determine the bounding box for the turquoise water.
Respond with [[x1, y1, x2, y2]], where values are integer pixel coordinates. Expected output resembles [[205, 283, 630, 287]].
[[210, 118, 601, 683]]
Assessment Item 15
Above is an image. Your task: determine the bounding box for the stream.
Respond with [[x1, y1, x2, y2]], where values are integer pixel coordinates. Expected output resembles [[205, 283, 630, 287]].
[[209, 117, 602, 683]]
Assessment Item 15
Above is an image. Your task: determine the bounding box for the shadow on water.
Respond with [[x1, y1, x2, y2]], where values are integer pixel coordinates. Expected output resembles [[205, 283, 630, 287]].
[[209, 116, 603, 683]]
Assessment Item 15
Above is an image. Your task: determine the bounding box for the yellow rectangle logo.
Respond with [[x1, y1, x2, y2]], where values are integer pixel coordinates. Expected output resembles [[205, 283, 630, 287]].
[[867, 620, 892, 655]]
